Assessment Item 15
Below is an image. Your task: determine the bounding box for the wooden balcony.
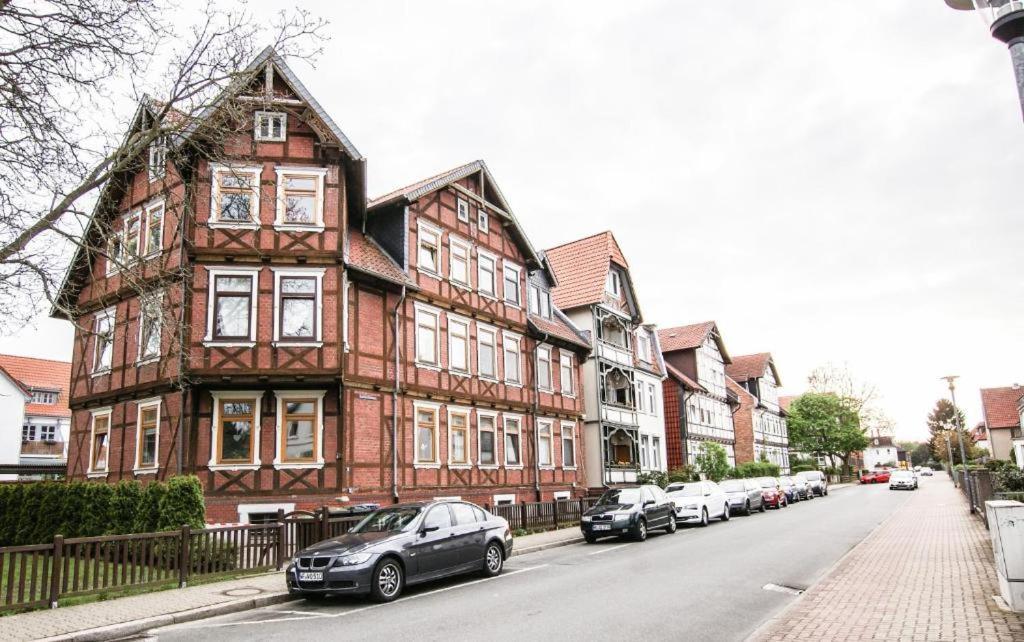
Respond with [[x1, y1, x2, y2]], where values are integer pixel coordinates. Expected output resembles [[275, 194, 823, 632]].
[[20, 441, 65, 457]]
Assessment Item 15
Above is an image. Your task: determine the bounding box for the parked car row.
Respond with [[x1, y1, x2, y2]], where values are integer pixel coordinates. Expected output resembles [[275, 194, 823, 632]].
[[581, 470, 831, 543]]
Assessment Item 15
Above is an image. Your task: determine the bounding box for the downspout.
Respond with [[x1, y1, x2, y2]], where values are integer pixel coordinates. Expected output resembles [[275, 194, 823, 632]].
[[680, 385, 691, 470], [532, 332, 549, 501], [391, 284, 406, 504]]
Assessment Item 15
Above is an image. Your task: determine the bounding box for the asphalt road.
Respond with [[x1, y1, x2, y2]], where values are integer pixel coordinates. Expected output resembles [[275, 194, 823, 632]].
[[147, 482, 915, 642]]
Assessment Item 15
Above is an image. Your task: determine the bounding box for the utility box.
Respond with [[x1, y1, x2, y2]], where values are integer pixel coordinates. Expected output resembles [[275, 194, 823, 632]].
[[986, 500, 1024, 612]]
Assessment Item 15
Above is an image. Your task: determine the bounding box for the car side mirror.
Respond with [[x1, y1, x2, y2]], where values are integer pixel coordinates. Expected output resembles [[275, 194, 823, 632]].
[[703, 491, 711, 496], [420, 525, 440, 536], [643, 500, 655, 507]]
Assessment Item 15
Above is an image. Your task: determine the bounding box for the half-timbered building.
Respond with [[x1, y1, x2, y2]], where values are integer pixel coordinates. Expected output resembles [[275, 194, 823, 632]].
[[726, 353, 790, 473]]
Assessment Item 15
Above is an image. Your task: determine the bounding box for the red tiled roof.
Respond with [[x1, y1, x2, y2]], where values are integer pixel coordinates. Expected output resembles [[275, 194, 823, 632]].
[[346, 228, 415, 287], [664, 363, 705, 392], [726, 376, 756, 405], [657, 322, 715, 353], [726, 353, 771, 383], [980, 386, 1023, 430], [779, 396, 796, 413], [0, 354, 71, 418], [528, 313, 590, 350], [545, 231, 628, 310]]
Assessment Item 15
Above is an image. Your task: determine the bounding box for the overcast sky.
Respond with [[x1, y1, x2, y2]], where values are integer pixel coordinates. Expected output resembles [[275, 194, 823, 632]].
[[6, 1, 1022, 442]]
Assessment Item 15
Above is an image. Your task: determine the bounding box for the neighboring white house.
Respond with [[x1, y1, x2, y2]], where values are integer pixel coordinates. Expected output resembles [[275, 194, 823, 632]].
[[863, 436, 902, 470], [634, 325, 668, 474], [0, 354, 72, 480]]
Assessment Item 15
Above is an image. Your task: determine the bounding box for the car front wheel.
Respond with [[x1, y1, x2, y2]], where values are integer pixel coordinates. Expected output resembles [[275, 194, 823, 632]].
[[721, 504, 730, 521], [482, 542, 504, 577], [370, 558, 404, 603], [666, 513, 678, 533], [699, 508, 709, 527], [743, 501, 751, 516], [584, 533, 598, 544], [759, 500, 766, 513], [632, 519, 648, 542]]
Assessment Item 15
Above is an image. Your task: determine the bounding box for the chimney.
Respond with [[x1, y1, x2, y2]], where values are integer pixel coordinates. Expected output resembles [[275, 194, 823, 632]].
[[1013, 383, 1021, 390]]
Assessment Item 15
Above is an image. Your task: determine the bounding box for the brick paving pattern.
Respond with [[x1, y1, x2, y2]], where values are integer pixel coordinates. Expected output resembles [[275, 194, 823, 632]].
[[754, 477, 1024, 642]]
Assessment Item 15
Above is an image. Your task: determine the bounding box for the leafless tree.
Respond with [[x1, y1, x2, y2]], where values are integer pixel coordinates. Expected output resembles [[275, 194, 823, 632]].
[[0, 0, 327, 332], [806, 362, 892, 435]]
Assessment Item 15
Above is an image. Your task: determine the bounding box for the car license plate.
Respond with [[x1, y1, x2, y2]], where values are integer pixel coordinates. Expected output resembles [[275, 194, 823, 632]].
[[592, 524, 611, 531], [299, 572, 323, 582]]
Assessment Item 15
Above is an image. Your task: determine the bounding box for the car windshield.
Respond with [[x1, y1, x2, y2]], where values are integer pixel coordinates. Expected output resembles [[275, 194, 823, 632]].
[[350, 506, 422, 533], [720, 480, 745, 492], [892, 471, 913, 478], [799, 472, 822, 481], [758, 478, 777, 488], [779, 477, 793, 485], [667, 483, 702, 497], [598, 488, 642, 505]]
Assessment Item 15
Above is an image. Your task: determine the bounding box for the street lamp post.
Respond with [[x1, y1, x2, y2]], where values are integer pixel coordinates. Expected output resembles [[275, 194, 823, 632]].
[[942, 375, 975, 513], [945, 432, 957, 485], [945, 1, 1024, 118]]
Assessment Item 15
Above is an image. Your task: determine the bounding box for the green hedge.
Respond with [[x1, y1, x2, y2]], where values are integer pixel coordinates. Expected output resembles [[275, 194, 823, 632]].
[[0, 476, 205, 546], [732, 461, 782, 479]]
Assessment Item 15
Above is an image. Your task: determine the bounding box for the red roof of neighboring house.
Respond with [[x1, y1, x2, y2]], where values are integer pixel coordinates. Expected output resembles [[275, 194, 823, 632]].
[[664, 363, 705, 392], [657, 322, 715, 353], [726, 376, 756, 406], [779, 395, 796, 413], [545, 231, 629, 311], [0, 354, 72, 418], [726, 353, 771, 382], [346, 227, 416, 288], [528, 313, 590, 350], [980, 385, 1024, 430]]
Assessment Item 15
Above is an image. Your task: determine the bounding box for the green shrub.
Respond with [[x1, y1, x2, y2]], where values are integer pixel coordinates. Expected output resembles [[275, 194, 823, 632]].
[[636, 470, 669, 488], [695, 442, 731, 482], [15, 483, 47, 544], [995, 467, 1024, 493], [732, 461, 781, 479], [157, 476, 205, 531], [58, 482, 90, 538], [667, 466, 699, 484], [81, 484, 114, 537], [1, 484, 24, 545], [109, 480, 144, 535], [134, 481, 167, 533]]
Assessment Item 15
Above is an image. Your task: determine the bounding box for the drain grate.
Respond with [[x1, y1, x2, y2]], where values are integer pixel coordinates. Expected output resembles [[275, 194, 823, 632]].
[[763, 583, 804, 595]]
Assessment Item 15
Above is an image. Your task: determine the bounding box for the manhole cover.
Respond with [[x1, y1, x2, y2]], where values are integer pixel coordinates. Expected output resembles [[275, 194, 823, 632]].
[[762, 583, 804, 595], [222, 587, 265, 597]]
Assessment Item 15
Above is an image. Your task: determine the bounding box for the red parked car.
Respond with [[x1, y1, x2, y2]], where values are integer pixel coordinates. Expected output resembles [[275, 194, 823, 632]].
[[874, 469, 892, 483], [860, 470, 877, 484], [757, 477, 788, 509]]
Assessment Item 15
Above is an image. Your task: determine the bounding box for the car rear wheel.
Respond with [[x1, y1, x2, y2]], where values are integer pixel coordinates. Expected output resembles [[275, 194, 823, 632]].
[[699, 507, 709, 527], [482, 542, 504, 577], [632, 519, 647, 542], [370, 558, 403, 603], [742, 501, 751, 516], [721, 504, 730, 521], [758, 500, 766, 513]]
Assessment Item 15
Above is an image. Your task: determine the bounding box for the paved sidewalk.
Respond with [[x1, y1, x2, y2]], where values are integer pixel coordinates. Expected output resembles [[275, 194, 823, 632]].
[[752, 477, 1024, 642], [1, 526, 583, 641]]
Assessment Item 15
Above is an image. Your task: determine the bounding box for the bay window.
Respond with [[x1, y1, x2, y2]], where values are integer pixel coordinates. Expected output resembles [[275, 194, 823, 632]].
[[415, 304, 440, 367], [448, 408, 471, 466], [478, 412, 497, 466], [478, 324, 497, 380], [210, 165, 261, 226], [503, 415, 522, 467], [448, 315, 470, 374], [205, 268, 258, 344], [273, 268, 324, 345], [274, 167, 326, 230]]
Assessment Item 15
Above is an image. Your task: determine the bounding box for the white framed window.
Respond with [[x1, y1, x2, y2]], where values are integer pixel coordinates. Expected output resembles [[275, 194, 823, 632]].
[[503, 414, 522, 467], [87, 408, 112, 476], [477, 324, 498, 380], [123, 211, 141, 260], [561, 421, 576, 468], [503, 262, 522, 307], [477, 250, 497, 297], [448, 314, 470, 375], [148, 135, 167, 182], [553, 490, 571, 500], [414, 401, 441, 466], [273, 390, 326, 469], [209, 391, 263, 470], [652, 436, 662, 470], [254, 111, 287, 142], [137, 292, 163, 363], [536, 345, 552, 391], [414, 303, 441, 368], [142, 199, 165, 257], [493, 493, 515, 506], [204, 267, 259, 346], [559, 353, 574, 396], [209, 164, 262, 227], [636, 331, 651, 363], [448, 407, 471, 467], [417, 220, 442, 277], [640, 434, 649, 468], [528, 284, 541, 314], [274, 167, 326, 231], [478, 410, 498, 467], [528, 284, 552, 319], [135, 398, 161, 473], [272, 268, 325, 346], [449, 236, 471, 288], [502, 331, 522, 385], [538, 419, 554, 468], [477, 208, 489, 233], [456, 198, 470, 223], [606, 270, 621, 295], [29, 390, 57, 405], [92, 306, 116, 374], [647, 383, 657, 417]]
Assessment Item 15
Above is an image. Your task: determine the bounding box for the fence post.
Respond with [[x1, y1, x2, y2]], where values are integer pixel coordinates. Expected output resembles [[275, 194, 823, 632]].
[[552, 499, 559, 529], [276, 508, 287, 570], [321, 504, 330, 541], [519, 502, 527, 531], [179, 525, 190, 588], [48, 534, 63, 609]]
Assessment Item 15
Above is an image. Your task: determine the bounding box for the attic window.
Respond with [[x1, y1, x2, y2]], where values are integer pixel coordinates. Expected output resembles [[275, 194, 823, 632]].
[[255, 111, 287, 142], [606, 271, 621, 296], [30, 390, 58, 405], [457, 198, 470, 223], [148, 136, 167, 182], [477, 209, 489, 234]]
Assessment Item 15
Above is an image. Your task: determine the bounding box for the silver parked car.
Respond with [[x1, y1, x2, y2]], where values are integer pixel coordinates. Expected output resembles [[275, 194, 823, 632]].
[[797, 470, 829, 496], [720, 478, 765, 515]]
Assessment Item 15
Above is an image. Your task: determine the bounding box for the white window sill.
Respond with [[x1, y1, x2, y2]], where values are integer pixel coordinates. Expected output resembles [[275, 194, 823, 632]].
[[417, 270, 442, 281], [538, 387, 554, 394], [504, 302, 521, 309], [505, 464, 524, 470], [203, 341, 256, 348], [272, 462, 324, 470], [504, 381, 523, 388], [479, 375, 499, 383], [562, 466, 578, 471], [133, 467, 158, 476], [273, 341, 323, 348], [415, 362, 442, 372], [207, 222, 260, 230], [136, 357, 160, 367], [478, 464, 499, 470], [86, 471, 108, 479], [539, 466, 556, 471], [255, 136, 287, 143], [448, 464, 474, 470], [450, 370, 471, 378], [273, 224, 324, 233], [414, 463, 442, 469], [90, 369, 111, 378], [479, 292, 498, 301], [208, 463, 261, 471], [451, 281, 472, 292], [562, 393, 577, 399]]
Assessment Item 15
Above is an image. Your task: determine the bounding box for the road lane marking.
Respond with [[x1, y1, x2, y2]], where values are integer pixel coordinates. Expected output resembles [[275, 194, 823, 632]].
[[586, 543, 629, 556], [173, 564, 549, 630]]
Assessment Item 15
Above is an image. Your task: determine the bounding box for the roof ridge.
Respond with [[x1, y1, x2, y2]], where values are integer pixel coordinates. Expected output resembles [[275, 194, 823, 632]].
[[545, 230, 614, 253], [369, 160, 482, 205], [0, 353, 72, 365]]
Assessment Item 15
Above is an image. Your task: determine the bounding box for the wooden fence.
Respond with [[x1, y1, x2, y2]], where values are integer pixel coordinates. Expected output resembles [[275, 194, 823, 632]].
[[485, 498, 600, 532], [0, 507, 361, 613]]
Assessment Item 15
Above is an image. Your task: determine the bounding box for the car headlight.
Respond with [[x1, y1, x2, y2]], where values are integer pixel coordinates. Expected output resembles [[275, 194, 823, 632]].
[[613, 514, 632, 525], [581, 515, 592, 522], [333, 553, 372, 567], [682, 504, 699, 511]]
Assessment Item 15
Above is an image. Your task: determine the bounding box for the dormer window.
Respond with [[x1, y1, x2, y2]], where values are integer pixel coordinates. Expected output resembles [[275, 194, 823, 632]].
[[255, 111, 287, 142], [528, 284, 553, 319], [606, 270, 621, 296], [148, 136, 166, 182], [636, 331, 651, 363], [30, 390, 58, 405]]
